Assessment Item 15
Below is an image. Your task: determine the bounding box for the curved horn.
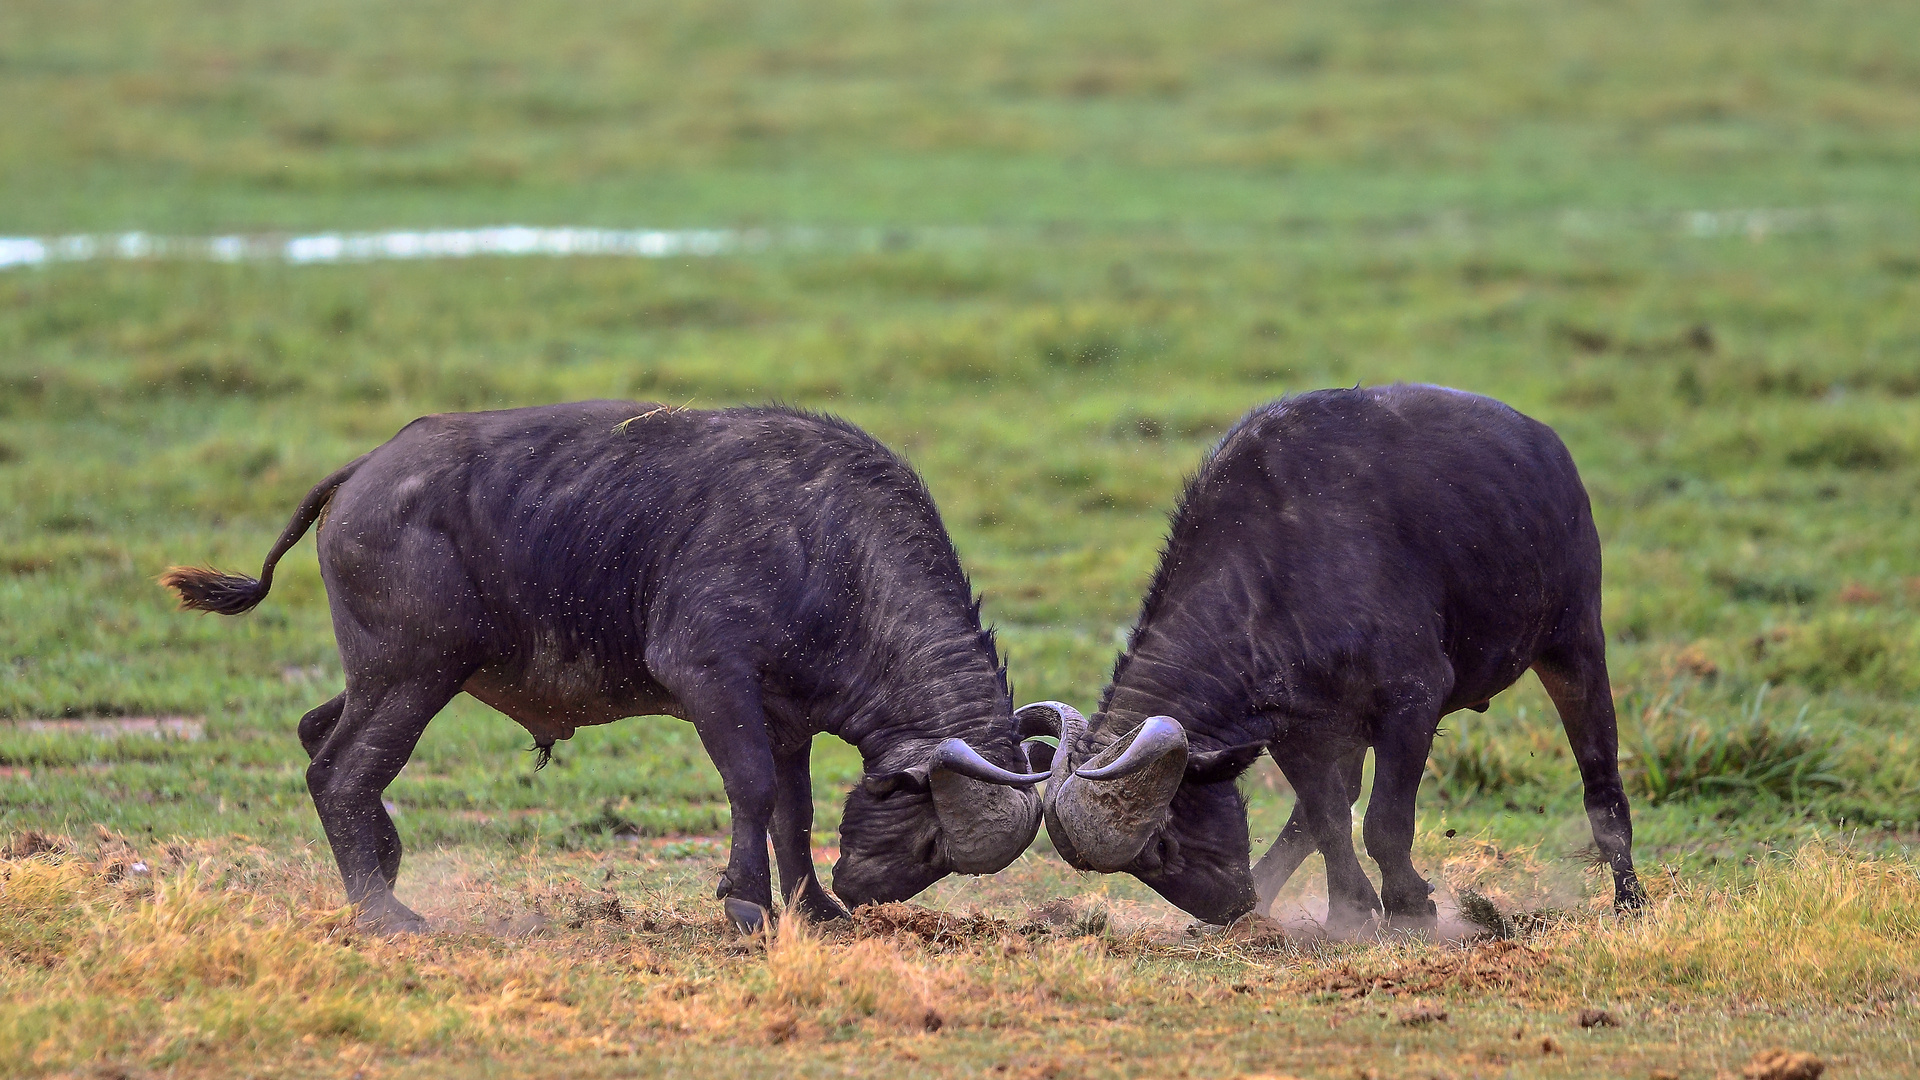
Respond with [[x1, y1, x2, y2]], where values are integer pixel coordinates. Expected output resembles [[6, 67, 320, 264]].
[[1013, 699, 1087, 778], [1042, 715, 1189, 873], [1073, 715, 1188, 781], [922, 730, 1046, 875], [1014, 700, 1086, 743], [929, 737, 1049, 787]]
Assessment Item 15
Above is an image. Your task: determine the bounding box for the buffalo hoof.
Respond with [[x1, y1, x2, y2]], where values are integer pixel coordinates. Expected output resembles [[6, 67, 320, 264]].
[[724, 897, 771, 935], [1384, 892, 1439, 932], [1385, 911, 1439, 935], [1323, 904, 1383, 940], [1613, 872, 1649, 914], [356, 895, 430, 936], [789, 888, 852, 924]]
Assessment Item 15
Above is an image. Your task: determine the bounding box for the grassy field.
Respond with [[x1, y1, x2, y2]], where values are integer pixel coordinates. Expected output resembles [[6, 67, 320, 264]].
[[3, 0, 1919, 1076]]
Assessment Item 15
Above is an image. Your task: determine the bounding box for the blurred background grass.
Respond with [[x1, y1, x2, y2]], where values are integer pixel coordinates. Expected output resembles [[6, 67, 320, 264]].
[[1, 0, 1917, 898], [6, 0, 1920, 229]]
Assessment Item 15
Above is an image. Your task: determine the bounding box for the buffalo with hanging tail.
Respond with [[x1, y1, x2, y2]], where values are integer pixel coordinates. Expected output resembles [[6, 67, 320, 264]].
[[162, 402, 1049, 934], [1030, 385, 1647, 931]]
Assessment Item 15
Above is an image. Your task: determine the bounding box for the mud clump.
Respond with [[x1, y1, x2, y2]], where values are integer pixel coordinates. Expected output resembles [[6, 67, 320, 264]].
[[2, 830, 68, 860], [1576, 1007, 1621, 1028], [1288, 939, 1549, 999], [567, 889, 625, 927], [1395, 1003, 1448, 1026], [1217, 912, 1292, 946], [1456, 887, 1515, 939], [1742, 1049, 1825, 1080], [852, 902, 1008, 948], [1016, 897, 1110, 938]]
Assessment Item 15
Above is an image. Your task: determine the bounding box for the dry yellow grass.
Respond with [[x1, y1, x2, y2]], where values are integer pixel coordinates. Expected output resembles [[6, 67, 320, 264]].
[[0, 837, 1156, 1074], [2, 834, 1916, 1078], [1561, 845, 1920, 1004], [761, 915, 947, 1037]]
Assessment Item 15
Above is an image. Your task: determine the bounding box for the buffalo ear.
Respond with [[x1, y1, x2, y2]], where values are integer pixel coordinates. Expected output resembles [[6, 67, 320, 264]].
[[1184, 741, 1267, 784], [862, 767, 932, 798]]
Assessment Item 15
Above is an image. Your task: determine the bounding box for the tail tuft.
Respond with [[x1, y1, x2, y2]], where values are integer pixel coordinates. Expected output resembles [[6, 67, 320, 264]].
[[159, 566, 270, 615]]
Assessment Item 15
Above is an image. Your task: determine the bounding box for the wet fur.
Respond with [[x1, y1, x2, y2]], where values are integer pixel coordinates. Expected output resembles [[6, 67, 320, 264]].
[[1081, 384, 1646, 926], [164, 401, 1028, 930]]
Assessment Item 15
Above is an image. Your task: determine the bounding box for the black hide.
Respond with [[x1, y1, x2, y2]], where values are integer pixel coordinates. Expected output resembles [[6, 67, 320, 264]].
[[1072, 384, 1646, 928], [163, 402, 1032, 932]]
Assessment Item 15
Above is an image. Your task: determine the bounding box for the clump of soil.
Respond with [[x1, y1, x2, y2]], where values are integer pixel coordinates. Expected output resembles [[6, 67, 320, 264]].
[[851, 902, 1008, 947], [2, 830, 68, 860], [1287, 939, 1549, 999], [568, 889, 625, 927], [1016, 897, 1111, 938], [1396, 1002, 1448, 1026], [1215, 912, 1293, 946], [1456, 887, 1515, 939], [1742, 1049, 1825, 1080], [86, 825, 152, 883]]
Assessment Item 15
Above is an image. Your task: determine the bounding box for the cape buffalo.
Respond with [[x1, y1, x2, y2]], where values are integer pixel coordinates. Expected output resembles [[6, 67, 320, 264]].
[[1031, 385, 1647, 930], [163, 402, 1050, 933]]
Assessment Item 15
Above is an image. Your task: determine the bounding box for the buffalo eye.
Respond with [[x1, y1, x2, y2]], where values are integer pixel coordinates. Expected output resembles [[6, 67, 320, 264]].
[[1136, 831, 1179, 874]]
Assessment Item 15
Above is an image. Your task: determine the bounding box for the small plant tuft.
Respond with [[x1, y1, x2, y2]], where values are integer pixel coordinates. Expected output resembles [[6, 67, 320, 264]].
[[1427, 712, 1540, 800], [1623, 686, 1845, 806], [1784, 425, 1903, 470]]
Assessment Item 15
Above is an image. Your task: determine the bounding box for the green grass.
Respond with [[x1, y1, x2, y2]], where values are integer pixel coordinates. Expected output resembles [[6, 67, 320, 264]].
[[2, 0, 1919, 1075]]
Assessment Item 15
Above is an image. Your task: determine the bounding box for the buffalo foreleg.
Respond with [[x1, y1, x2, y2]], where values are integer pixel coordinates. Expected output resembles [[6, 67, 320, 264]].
[[668, 668, 779, 933], [1363, 700, 1444, 928], [306, 676, 456, 934], [1272, 742, 1381, 934], [1253, 746, 1364, 917], [771, 745, 851, 922]]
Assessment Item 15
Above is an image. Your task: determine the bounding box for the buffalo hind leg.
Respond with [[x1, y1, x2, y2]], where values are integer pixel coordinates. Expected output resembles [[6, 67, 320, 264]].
[[306, 676, 458, 934], [298, 693, 346, 758], [1254, 747, 1364, 917], [1364, 701, 1444, 929], [771, 743, 850, 922], [1272, 743, 1381, 934], [1535, 641, 1646, 911]]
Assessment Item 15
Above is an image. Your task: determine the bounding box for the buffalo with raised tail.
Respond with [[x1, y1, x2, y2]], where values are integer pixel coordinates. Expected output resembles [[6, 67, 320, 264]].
[[162, 402, 1049, 934], [1027, 385, 1647, 931]]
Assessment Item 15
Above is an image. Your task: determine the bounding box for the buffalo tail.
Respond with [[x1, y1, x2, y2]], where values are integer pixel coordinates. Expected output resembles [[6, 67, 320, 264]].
[[160, 455, 366, 615]]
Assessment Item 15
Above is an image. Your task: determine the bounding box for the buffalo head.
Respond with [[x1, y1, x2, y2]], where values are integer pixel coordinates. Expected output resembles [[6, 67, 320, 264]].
[[1024, 701, 1265, 924], [831, 730, 1052, 907]]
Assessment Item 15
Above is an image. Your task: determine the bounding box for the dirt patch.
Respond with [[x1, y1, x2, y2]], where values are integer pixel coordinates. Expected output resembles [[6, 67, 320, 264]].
[[1742, 1049, 1825, 1080], [7, 717, 204, 740], [1286, 939, 1550, 999], [851, 902, 1009, 947]]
